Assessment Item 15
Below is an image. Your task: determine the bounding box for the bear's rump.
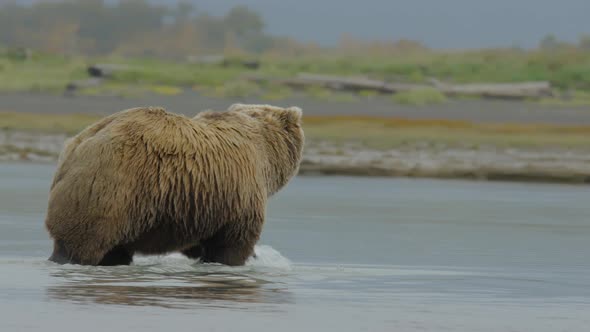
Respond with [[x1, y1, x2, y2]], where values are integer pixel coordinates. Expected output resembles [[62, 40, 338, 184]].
[[125, 218, 203, 254]]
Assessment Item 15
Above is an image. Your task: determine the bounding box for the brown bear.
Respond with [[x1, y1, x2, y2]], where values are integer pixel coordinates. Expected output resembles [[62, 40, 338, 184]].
[[45, 103, 304, 266]]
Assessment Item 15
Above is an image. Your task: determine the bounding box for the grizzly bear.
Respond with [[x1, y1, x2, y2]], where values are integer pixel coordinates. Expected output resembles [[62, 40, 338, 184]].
[[45, 103, 304, 266]]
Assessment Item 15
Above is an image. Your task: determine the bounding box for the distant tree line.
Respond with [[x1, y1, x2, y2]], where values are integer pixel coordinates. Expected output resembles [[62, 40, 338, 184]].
[[539, 34, 590, 51], [0, 0, 310, 57], [0, 0, 588, 58]]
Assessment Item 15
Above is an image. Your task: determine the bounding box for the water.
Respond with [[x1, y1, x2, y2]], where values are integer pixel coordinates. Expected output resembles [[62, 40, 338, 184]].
[[1, 163, 589, 331]]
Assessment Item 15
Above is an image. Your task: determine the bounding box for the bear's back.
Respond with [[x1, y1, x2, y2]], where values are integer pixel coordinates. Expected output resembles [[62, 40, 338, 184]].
[[50, 107, 267, 231]]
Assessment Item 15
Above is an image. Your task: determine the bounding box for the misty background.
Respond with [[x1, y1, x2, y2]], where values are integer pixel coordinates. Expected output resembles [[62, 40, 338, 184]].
[[1, 0, 589, 49]]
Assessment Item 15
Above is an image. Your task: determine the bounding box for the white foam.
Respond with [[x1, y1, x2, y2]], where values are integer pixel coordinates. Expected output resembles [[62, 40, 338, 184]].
[[131, 244, 292, 271], [247, 245, 292, 270]]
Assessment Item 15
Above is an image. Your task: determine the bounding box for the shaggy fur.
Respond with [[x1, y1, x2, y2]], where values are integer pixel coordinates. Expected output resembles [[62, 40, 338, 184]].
[[45, 103, 304, 266]]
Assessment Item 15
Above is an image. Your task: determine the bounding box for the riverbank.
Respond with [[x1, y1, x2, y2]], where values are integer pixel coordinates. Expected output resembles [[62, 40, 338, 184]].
[[2, 92, 590, 184], [2, 127, 589, 184], [302, 141, 590, 183]]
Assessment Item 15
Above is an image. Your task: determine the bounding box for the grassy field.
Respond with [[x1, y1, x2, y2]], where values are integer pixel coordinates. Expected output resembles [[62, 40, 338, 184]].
[[302, 116, 590, 150], [0, 54, 87, 92], [0, 112, 100, 135], [2, 49, 590, 105], [2, 111, 589, 150]]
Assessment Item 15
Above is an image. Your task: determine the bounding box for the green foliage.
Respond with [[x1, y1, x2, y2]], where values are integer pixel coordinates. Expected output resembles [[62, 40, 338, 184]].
[[269, 50, 590, 90], [261, 85, 292, 100], [392, 88, 448, 106], [305, 85, 333, 99], [107, 59, 244, 87], [0, 53, 86, 92], [358, 89, 379, 99], [2, 47, 590, 95], [303, 117, 590, 150], [302, 85, 356, 102], [224, 6, 265, 38], [149, 85, 183, 96], [0, 112, 100, 135], [211, 81, 261, 98]]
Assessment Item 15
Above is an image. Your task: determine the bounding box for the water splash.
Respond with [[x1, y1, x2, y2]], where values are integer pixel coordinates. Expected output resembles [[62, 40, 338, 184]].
[[41, 245, 294, 309], [130, 244, 292, 271], [248, 245, 292, 270]]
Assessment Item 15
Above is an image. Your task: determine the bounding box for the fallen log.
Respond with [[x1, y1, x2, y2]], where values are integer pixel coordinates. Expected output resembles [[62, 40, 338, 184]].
[[246, 73, 420, 93], [295, 73, 397, 92], [246, 73, 553, 99], [437, 82, 553, 99]]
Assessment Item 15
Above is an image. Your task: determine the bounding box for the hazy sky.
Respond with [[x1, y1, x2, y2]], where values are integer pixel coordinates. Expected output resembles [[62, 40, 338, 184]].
[[5, 0, 590, 48]]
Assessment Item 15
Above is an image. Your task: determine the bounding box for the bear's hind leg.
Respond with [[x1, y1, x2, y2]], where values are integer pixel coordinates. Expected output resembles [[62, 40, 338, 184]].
[[99, 246, 134, 266], [201, 220, 262, 266], [181, 245, 202, 260], [202, 240, 254, 266], [48, 220, 128, 266]]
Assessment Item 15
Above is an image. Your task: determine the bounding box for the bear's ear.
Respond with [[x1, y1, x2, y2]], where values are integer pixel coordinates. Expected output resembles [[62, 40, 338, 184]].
[[228, 103, 248, 112], [282, 106, 302, 124]]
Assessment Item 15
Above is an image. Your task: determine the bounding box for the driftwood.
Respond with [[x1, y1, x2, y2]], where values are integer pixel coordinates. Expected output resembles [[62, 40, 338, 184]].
[[87, 64, 131, 78], [246, 73, 553, 99], [293, 73, 399, 93], [436, 82, 553, 99]]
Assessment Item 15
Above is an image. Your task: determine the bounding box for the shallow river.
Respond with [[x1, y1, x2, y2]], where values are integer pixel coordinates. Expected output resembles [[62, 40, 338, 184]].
[[1, 163, 589, 331]]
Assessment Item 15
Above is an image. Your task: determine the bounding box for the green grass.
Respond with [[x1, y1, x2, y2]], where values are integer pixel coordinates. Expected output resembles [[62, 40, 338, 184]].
[[148, 85, 184, 96], [302, 116, 590, 150], [261, 85, 293, 100], [0, 112, 101, 135], [305, 85, 332, 99], [77, 82, 184, 97], [262, 49, 590, 90], [304, 86, 358, 102], [77, 83, 150, 98], [205, 80, 262, 98], [2, 48, 590, 95], [109, 59, 245, 88], [2, 111, 589, 151], [0, 54, 86, 92], [392, 88, 448, 106]]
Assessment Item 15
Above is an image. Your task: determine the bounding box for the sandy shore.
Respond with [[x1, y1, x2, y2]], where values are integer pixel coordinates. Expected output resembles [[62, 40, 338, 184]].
[[2, 130, 589, 184], [302, 141, 590, 183], [2, 92, 589, 183]]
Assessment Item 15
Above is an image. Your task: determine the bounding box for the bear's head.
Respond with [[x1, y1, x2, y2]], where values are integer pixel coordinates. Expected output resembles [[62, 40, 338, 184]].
[[228, 103, 304, 195]]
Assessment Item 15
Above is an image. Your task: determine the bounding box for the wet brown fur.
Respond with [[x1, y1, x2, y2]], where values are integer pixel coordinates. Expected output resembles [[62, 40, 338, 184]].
[[45, 104, 304, 266]]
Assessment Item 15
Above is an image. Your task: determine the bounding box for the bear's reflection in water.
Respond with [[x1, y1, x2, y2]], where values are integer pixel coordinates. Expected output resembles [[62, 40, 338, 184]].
[[46, 258, 294, 309]]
